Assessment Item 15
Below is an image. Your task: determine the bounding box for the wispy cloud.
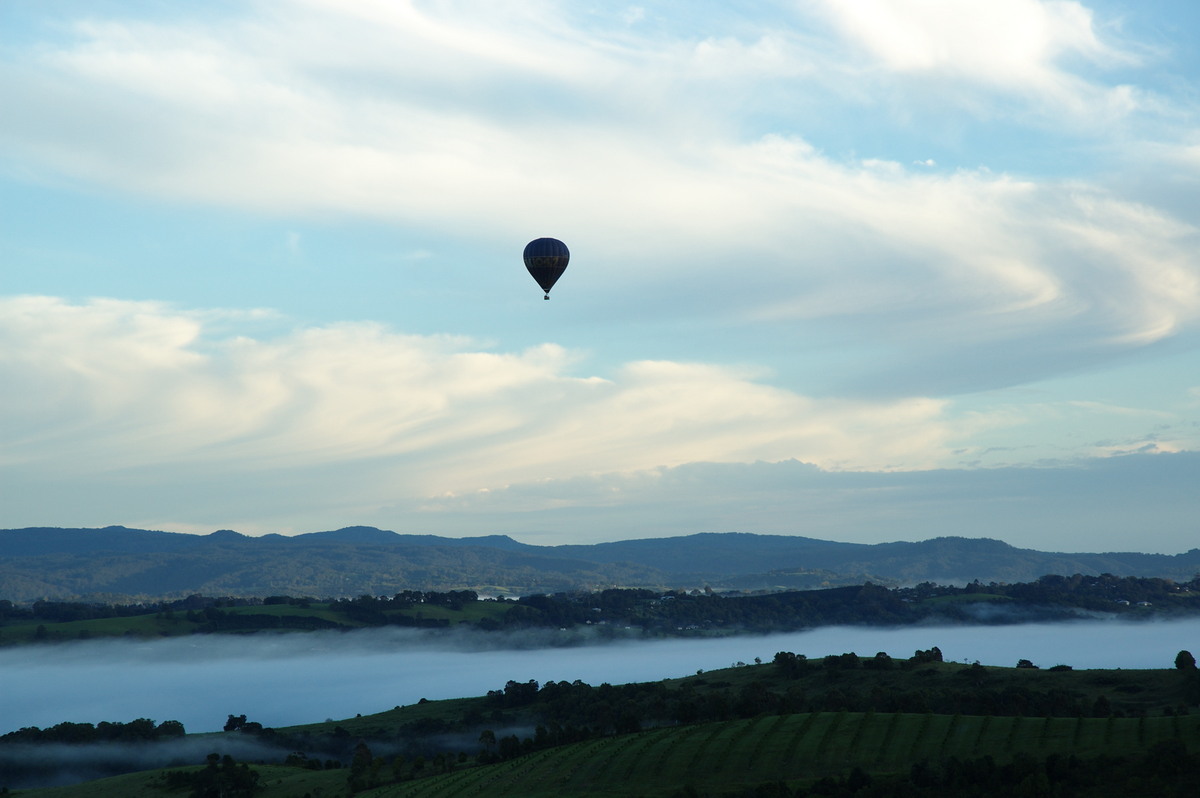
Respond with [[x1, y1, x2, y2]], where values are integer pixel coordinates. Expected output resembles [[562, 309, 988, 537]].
[[0, 296, 961, 486], [2, 1, 1193, 395], [1, 2, 1198, 547], [814, 0, 1141, 119], [3, 294, 1195, 547]]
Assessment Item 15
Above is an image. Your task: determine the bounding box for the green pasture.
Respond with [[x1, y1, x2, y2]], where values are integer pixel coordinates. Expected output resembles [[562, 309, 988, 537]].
[[230, 603, 344, 621], [0, 599, 509, 644], [384, 601, 510, 624], [671, 658, 1192, 718], [12, 703, 1200, 797], [919, 592, 1012, 604], [0, 613, 187, 643], [354, 711, 1200, 798], [283, 694, 485, 737], [11, 763, 346, 798], [0, 604, 347, 643]]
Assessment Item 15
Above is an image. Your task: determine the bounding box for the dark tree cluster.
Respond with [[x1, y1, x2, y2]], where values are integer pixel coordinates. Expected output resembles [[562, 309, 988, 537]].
[[0, 718, 185, 745], [163, 753, 260, 798], [186, 606, 344, 633], [492, 574, 1200, 636], [0, 718, 187, 790], [468, 648, 1167, 742], [388, 589, 479, 609], [961, 573, 1200, 612], [329, 591, 477, 626], [5, 573, 1200, 641], [0, 599, 162, 624], [499, 583, 923, 634]]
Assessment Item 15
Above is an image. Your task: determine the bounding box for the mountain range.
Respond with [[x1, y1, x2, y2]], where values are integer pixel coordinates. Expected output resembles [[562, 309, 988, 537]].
[[2, 525, 1199, 602]]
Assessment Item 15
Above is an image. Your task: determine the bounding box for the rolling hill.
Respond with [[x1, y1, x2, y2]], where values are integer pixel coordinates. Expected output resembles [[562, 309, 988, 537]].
[[2, 525, 1199, 601]]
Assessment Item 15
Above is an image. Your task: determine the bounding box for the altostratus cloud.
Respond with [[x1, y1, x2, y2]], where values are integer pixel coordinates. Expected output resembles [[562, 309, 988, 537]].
[[0, 296, 972, 497]]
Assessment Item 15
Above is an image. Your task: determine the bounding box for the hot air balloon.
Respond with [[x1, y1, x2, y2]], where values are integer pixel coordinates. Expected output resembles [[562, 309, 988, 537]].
[[523, 237, 569, 299]]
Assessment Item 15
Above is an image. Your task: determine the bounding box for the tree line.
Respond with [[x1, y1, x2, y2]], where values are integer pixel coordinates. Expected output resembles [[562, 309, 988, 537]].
[[0, 718, 185, 745], [4, 575, 1199, 641]]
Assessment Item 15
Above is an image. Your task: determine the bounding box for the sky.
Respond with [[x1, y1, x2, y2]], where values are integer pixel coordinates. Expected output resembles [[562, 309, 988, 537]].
[[2, 0, 1199, 553]]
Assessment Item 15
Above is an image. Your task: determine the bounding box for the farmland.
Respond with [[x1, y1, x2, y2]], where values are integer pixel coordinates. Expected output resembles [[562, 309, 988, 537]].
[[9, 652, 1200, 796]]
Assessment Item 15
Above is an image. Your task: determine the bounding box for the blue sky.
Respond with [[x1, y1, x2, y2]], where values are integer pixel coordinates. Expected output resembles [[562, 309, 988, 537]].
[[2, 0, 1198, 553]]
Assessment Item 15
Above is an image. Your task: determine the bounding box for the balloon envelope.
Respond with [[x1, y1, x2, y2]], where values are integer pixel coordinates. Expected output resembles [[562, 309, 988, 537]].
[[523, 237, 570, 297]]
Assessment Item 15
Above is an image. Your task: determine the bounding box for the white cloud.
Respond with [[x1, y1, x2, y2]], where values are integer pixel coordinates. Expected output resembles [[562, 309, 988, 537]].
[[0, 296, 967, 489], [825, 0, 1122, 71], [622, 6, 647, 26], [814, 0, 1139, 117], [2, 1, 1195, 377], [1, 2, 1199, 547], [1, 294, 1195, 543], [398, 453, 1200, 553], [2, 2, 1192, 378]]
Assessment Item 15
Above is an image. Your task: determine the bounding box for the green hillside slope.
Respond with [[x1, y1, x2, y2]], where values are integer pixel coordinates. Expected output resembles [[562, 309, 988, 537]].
[[353, 712, 1200, 797], [17, 712, 1199, 798], [10, 658, 1200, 797]]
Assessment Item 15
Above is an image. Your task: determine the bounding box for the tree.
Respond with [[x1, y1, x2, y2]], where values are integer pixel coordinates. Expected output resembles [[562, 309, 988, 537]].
[[1174, 650, 1197, 670], [477, 729, 498, 762], [153, 719, 187, 738], [498, 734, 523, 760], [911, 646, 943, 663], [166, 753, 259, 798], [347, 741, 374, 792]]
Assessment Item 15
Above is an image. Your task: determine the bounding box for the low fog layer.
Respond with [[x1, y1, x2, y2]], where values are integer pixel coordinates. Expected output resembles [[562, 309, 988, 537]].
[[0, 736, 287, 790], [5, 619, 1200, 736]]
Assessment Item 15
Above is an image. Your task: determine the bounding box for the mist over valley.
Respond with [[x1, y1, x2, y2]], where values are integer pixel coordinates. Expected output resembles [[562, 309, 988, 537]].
[[6, 619, 1200, 737]]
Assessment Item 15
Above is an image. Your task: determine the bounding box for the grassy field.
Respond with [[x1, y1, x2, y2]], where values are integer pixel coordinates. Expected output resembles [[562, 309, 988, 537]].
[[255, 656, 1200, 740], [7, 651, 1200, 796], [0, 601, 511, 643], [13, 710, 1200, 798], [10, 763, 349, 798], [348, 712, 1200, 798], [665, 657, 1197, 719], [919, 592, 1012, 604]]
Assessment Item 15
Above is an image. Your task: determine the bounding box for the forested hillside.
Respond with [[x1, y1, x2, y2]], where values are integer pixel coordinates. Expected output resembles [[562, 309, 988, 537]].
[[3, 526, 1200, 602], [5, 575, 1200, 645]]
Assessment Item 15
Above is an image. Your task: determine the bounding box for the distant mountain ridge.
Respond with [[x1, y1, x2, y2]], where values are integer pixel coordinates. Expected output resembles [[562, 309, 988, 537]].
[[1, 525, 1199, 602]]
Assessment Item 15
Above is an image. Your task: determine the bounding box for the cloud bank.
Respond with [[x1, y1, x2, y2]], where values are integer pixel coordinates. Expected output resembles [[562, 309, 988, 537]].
[[1, 296, 1196, 551], [0, 295, 955, 501]]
